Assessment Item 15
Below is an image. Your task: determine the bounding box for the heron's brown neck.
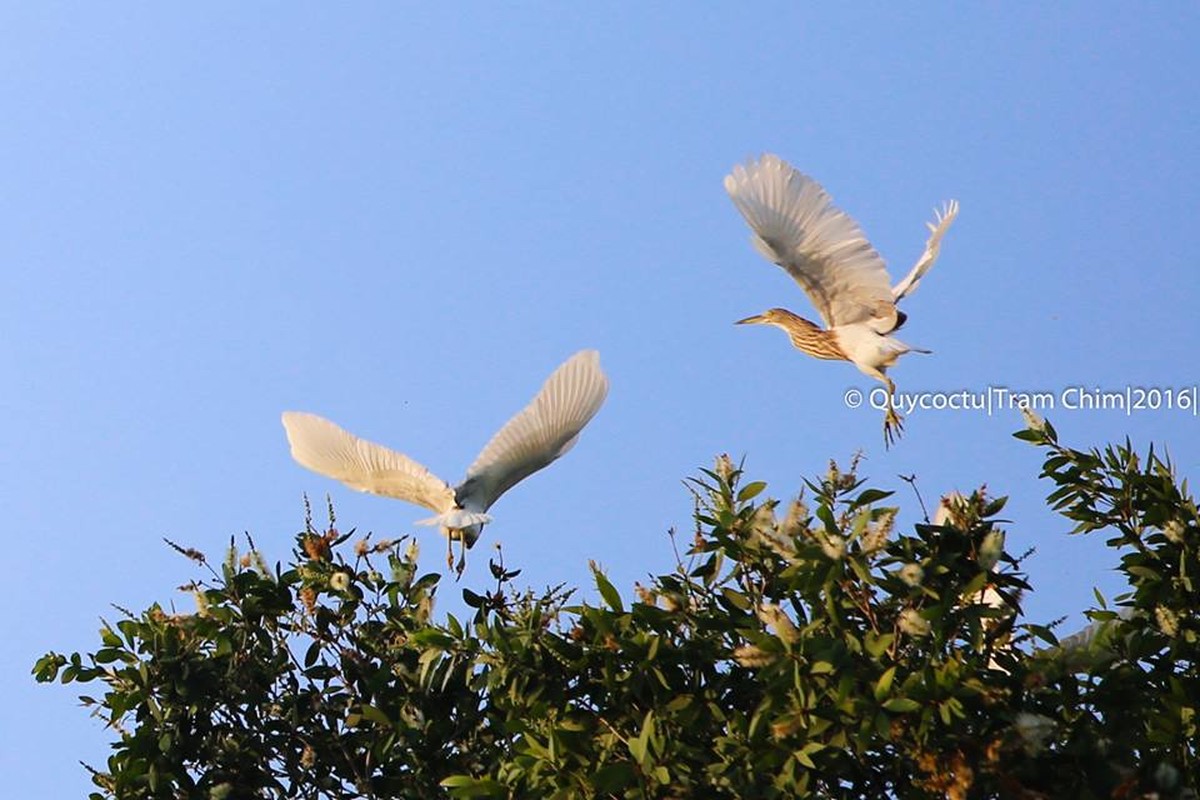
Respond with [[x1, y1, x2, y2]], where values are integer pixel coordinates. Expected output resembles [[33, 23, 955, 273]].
[[771, 309, 848, 362]]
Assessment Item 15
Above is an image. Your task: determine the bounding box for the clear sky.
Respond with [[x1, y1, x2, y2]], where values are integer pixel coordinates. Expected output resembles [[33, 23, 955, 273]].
[[4, 4, 1198, 793]]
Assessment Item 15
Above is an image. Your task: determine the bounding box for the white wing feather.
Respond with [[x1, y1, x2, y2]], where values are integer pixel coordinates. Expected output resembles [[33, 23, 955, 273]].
[[281, 411, 457, 514], [415, 508, 492, 529], [725, 154, 895, 329], [460, 350, 609, 513], [891, 200, 959, 302]]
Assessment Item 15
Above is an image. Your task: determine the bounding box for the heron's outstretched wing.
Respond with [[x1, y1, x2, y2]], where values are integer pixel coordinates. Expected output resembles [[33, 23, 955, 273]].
[[725, 154, 896, 330], [281, 411, 456, 513], [891, 200, 959, 302], [460, 350, 609, 513]]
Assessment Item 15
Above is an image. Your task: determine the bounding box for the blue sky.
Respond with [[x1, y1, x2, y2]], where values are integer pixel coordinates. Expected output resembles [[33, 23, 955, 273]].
[[4, 4, 1198, 793]]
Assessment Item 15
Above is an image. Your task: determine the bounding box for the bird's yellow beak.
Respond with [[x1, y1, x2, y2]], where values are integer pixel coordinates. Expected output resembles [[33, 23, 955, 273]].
[[736, 313, 768, 325]]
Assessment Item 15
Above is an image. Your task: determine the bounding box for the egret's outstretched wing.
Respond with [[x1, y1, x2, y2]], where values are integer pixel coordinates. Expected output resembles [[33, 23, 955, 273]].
[[281, 411, 456, 513], [725, 154, 896, 330], [460, 350, 609, 512], [891, 200, 959, 302]]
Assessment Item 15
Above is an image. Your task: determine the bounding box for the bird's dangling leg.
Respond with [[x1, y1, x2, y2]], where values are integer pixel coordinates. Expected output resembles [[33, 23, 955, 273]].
[[446, 532, 455, 570], [882, 378, 905, 448], [455, 536, 468, 578]]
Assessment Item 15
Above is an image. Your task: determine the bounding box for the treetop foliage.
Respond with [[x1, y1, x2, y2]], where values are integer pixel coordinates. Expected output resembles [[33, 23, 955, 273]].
[[36, 421, 1199, 798]]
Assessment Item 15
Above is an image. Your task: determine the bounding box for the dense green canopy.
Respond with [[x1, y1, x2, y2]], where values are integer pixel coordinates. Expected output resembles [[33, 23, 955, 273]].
[[37, 423, 1198, 798]]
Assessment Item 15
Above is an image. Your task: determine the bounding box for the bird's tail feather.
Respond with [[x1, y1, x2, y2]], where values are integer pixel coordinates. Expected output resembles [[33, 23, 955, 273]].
[[886, 337, 931, 356], [416, 509, 492, 529]]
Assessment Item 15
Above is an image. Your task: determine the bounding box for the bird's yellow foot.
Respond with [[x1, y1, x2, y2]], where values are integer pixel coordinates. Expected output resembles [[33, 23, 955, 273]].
[[883, 406, 905, 448], [444, 531, 467, 579]]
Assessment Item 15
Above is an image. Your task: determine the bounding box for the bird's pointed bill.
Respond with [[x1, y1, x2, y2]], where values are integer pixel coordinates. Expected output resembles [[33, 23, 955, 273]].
[[736, 313, 769, 325]]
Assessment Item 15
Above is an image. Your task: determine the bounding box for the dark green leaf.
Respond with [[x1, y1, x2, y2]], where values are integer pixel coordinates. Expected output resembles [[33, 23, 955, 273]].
[[854, 488, 894, 506]]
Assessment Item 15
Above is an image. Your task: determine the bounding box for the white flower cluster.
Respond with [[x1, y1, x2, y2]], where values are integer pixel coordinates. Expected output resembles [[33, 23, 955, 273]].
[[899, 608, 930, 637], [898, 563, 924, 587]]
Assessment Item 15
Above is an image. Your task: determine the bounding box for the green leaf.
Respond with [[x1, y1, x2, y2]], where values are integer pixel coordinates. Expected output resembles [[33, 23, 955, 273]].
[[99, 627, 122, 648], [720, 587, 750, 611], [795, 740, 825, 768], [358, 704, 392, 727], [960, 571, 988, 599], [646, 635, 660, 662], [590, 763, 636, 793], [31, 653, 66, 682], [665, 694, 692, 712], [93, 648, 123, 665], [854, 488, 894, 506], [410, 630, 456, 649], [439, 775, 507, 797], [873, 666, 896, 701], [303, 640, 322, 668], [816, 504, 839, 535], [738, 481, 768, 502], [865, 633, 895, 659], [594, 569, 624, 613], [628, 711, 655, 766], [883, 698, 921, 713], [982, 496, 1008, 516]]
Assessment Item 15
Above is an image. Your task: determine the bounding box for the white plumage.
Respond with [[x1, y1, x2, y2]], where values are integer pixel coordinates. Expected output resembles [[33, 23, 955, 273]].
[[725, 154, 957, 333], [728, 156, 897, 332], [281, 350, 609, 570], [725, 154, 958, 444]]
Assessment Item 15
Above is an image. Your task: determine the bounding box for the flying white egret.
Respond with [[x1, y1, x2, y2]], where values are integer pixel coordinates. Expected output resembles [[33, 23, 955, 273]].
[[281, 349, 609, 573], [725, 154, 958, 445]]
